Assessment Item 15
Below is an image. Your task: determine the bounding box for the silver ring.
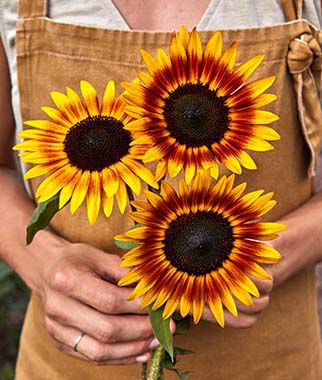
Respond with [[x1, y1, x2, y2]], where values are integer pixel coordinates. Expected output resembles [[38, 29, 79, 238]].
[[73, 332, 85, 352]]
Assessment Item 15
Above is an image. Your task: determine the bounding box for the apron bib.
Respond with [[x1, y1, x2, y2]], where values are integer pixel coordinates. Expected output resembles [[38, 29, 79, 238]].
[[15, 0, 322, 379]]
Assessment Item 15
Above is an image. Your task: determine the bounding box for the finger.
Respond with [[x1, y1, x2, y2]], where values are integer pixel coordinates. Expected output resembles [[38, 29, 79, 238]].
[[51, 266, 147, 315], [202, 305, 259, 329], [234, 295, 270, 314], [46, 292, 154, 343], [45, 317, 159, 362], [77, 244, 128, 283], [75, 277, 148, 315], [250, 276, 273, 295], [51, 337, 151, 365]]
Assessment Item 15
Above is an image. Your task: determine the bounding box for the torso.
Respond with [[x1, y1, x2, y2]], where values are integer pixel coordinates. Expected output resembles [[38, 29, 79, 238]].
[[111, 0, 212, 30]]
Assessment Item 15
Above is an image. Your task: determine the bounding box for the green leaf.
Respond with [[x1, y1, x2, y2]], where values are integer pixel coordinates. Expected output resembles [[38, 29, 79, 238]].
[[26, 193, 60, 245], [169, 368, 191, 379], [0, 261, 12, 281], [148, 305, 174, 361], [114, 240, 141, 250], [174, 347, 194, 356], [173, 314, 191, 335], [163, 353, 175, 370], [114, 223, 143, 250]]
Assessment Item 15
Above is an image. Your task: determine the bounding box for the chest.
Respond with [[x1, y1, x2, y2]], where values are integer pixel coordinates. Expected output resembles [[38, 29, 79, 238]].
[[111, 0, 211, 30]]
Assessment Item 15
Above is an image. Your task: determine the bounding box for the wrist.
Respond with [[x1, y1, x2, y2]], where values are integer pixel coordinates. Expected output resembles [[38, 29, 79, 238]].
[[21, 229, 68, 296], [270, 213, 319, 287]]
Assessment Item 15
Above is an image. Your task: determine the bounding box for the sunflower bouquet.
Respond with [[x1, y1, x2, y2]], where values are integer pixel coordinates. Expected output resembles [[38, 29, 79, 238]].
[[14, 26, 285, 380]]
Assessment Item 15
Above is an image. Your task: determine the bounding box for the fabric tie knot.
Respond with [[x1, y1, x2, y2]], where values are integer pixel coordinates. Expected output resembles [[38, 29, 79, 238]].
[[287, 30, 322, 177], [288, 32, 322, 74]]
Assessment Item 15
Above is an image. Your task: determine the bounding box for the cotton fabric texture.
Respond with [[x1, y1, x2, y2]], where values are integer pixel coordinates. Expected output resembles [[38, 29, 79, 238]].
[[12, 0, 322, 379]]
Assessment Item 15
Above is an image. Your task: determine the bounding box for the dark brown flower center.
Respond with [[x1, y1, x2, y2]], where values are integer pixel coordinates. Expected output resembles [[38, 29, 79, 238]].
[[163, 83, 230, 147], [164, 211, 234, 275], [64, 115, 132, 171]]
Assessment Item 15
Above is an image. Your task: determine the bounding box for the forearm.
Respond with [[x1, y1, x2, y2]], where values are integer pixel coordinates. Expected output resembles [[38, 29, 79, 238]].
[[0, 166, 64, 293], [273, 190, 322, 285]]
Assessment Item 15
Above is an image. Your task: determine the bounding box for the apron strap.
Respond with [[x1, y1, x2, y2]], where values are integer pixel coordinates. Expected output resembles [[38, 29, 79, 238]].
[[18, 0, 48, 19], [280, 0, 303, 21]]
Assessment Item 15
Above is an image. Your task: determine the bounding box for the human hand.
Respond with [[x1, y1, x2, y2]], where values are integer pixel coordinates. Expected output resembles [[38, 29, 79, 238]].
[[202, 268, 273, 328], [201, 196, 322, 328], [34, 235, 174, 366]]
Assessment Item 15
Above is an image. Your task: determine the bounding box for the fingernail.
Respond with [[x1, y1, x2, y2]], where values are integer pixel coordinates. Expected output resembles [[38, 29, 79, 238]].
[[149, 338, 160, 350], [136, 355, 148, 363], [170, 319, 176, 334]]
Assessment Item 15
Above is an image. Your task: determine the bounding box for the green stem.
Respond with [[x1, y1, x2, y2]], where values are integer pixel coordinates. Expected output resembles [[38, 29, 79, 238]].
[[140, 362, 147, 380], [149, 346, 165, 380]]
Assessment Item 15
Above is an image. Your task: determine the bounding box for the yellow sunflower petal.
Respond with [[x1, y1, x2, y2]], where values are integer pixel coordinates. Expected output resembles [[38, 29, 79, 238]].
[[184, 148, 196, 184], [223, 261, 260, 297], [252, 93, 278, 108], [20, 151, 67, 164], [140, 49, 163, 77], [118, 269, 141, 287], [220, 42, 237, 71], [41, 107, 71, 128], [122, 157, 158, 189], [101, 80, 115, 116], [37, 165, 78, 202], [179, 274, 194, 317], [170, 32, 187, 85], [123, 117, 150, 132], [115, 179, 127, 214], [18, 129, 64, 142], [143, 145, 164, 163], [116, 162, 141, 196], [70, 170, 91, 214], [157, 48, 172, 69], [253, 110, 279, 124], [245, 137, 274, 151], [210, 164, 219, 179], [155, 160, 168, 182], [111, 95, 126, 121], [245, 76, 276, 99], [178, 25, 189, 50], [237, 150, 257, 170], [163, 276, 184, 319], [206, 274, 225, 327], [59, 169, 82, 209], [50, 91, 78, 124], [234, 54, 264, 81], [13, 140, 63, 152], [247, 263, 272, 280], [101, 167, 119, 198], [218, 268, 254, 307], [86, 171, 101, 225], [187, 28, 203, 82], [204, 31, 222, 61], [80, 80, 99, 116], [167, 144, 185, 177], [24, 159, 69, 180], [24, 120, 67, 134], [212, 272, 238, 317], [66, 86, 89, 119], [192, 276, 205, 324], [223, 155, 242, 174], [254, 125, 280, 140]]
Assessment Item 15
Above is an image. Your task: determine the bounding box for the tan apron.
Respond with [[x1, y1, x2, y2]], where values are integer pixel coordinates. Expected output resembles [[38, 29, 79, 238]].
[[15, 0, 322, 379]]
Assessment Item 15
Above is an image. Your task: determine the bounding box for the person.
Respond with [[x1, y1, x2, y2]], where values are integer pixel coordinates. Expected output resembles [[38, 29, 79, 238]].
[[0, 0, 321, 379]]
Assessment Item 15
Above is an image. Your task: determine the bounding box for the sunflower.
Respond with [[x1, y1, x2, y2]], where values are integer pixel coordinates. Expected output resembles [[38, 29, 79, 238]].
[[121, 26, 280, 184], [13, 80, 158, 225], [116, 172, 286, 325]]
